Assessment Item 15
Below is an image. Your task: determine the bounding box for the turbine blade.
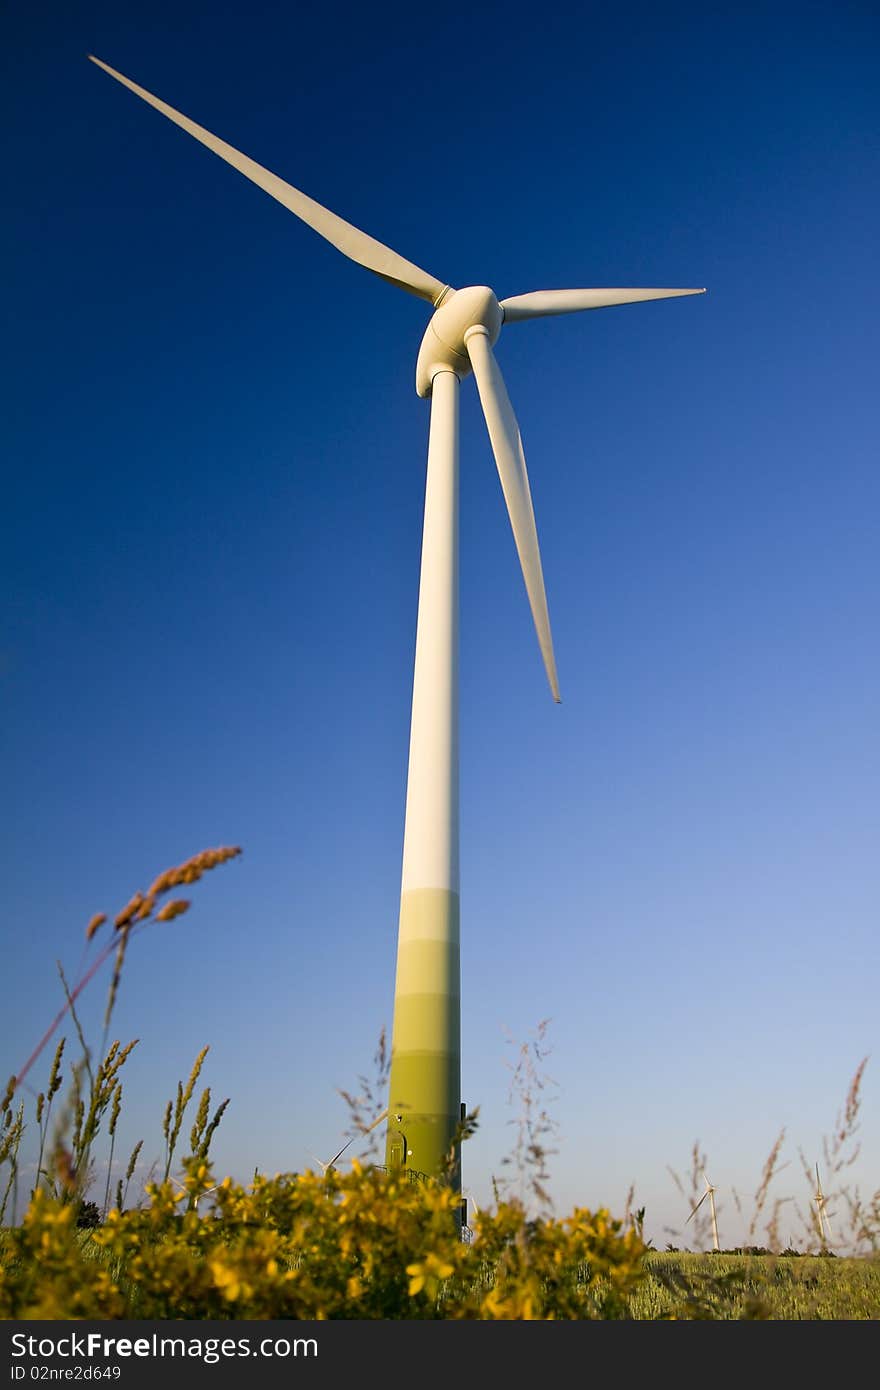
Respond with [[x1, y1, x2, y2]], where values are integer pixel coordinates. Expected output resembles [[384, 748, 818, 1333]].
[[327, 1135, 356, 1168], [87, 56, 450, 305], [686, 1191, 709, 1222], [500, 287, 705, 322], [315, 1112, 387, 1174], [465, 329, 560, 702]]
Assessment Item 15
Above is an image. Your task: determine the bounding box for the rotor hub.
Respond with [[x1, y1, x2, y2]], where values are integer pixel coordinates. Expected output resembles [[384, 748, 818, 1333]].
[[416, 286, 503, 397]]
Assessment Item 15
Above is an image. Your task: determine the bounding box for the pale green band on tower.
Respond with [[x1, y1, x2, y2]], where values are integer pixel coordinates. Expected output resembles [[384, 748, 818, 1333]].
[[386, 888, 460, 1178]]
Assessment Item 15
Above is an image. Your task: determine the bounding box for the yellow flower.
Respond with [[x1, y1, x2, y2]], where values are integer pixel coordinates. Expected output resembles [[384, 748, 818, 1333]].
[[407, 1252, 454, 1299], [210, 1259, 241, 1302]]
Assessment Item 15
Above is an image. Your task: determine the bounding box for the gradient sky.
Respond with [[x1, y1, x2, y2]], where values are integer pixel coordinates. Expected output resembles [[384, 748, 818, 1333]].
[[4, 0, 878, 1247]]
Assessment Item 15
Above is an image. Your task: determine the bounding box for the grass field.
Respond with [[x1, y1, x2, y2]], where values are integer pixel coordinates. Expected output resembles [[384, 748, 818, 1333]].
[[630, 1251, 880, 1319]]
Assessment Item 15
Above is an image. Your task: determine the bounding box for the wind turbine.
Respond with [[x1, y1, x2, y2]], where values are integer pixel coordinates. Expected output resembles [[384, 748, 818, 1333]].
[[169, 1175, 219, 1212], [308, 1145, 349, 1177], [309, 1109, 389, 1175], [686, 1170, 720, 1251], [87, 55, 704, 1185], [813, 1163, 833, 1246]]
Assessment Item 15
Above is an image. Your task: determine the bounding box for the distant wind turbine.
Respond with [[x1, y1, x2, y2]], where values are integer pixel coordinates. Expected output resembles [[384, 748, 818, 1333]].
[[308, 1147, 348, 1177], [311, 1109, 389, 1174], [813, 1163, 833, 1246], [686, 1170, 720, 1251], [170, 1175, 218, 1212], [88, 54, 705, 1185]]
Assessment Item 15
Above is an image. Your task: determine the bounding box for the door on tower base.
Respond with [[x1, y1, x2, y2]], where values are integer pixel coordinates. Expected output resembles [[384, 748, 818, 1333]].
[[388, 1132, 406, 1170]]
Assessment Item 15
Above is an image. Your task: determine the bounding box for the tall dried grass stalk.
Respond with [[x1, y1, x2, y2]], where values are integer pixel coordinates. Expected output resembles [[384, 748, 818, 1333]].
[[1, 847, 240, 1221], [11, 847, 240, 1097], [163, 1046, 210, 1182]]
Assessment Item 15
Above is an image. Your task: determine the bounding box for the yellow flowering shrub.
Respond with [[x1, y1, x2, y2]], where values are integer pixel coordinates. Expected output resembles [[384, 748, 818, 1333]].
[[0, 1160, 646, 1320]]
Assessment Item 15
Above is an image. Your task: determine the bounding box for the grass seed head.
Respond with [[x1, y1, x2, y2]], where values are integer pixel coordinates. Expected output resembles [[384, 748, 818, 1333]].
[[126, 1139, 144, 1182], [109, 1084, 122, 1138], [156, 899, 190, 923], [47, 1039, 66, 1099], [114, 894, 145, 931], [85, 913, 106, 942], [148, 847, 241, 900]]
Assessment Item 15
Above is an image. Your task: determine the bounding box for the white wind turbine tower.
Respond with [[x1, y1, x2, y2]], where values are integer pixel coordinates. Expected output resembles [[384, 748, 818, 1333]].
[[813, 1163, 833, 1246], [88, 55, 704, 1185], [686, 1170, 720, 1251]]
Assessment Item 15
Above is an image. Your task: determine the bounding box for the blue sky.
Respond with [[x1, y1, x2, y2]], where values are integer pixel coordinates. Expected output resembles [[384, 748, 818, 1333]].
[[3, 0, 878, 1247]]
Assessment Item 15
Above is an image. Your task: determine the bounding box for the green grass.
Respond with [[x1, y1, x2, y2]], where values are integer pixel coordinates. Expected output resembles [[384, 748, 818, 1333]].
[[629, 1252, 880, 1319]]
